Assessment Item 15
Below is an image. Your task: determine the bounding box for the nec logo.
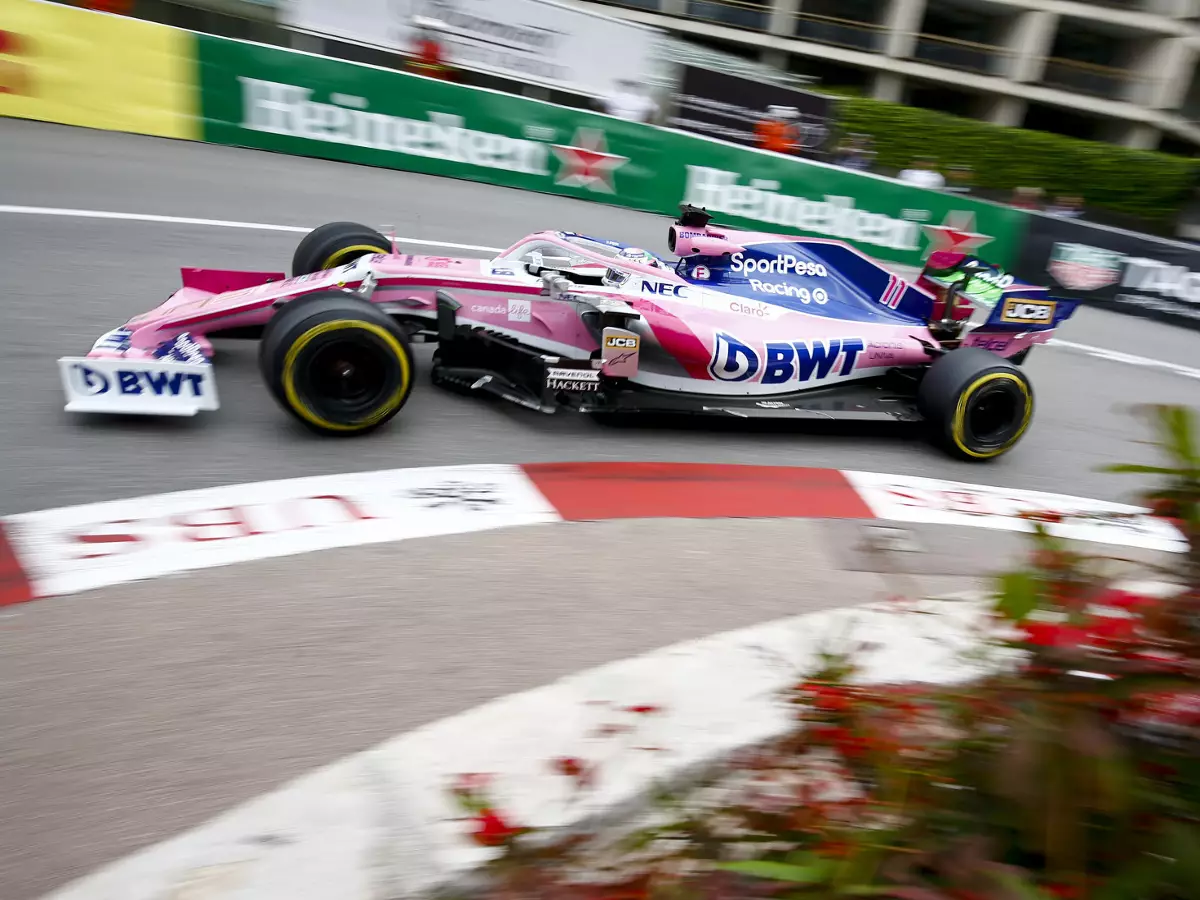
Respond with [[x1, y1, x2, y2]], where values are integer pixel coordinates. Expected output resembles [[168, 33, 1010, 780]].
[[640, 280, 690, 298], [604, 336, 639, 348], [1000, 298, 1056, 324], [73, 364, 207, 398]]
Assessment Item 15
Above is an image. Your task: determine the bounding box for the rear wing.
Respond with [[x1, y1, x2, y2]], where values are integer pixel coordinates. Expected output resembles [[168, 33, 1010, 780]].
[[980, 289, 1080, 330]]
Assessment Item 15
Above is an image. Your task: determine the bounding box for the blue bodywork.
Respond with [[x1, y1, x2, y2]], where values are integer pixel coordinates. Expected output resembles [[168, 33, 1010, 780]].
[[561, 232, 1074, 332], [562, 232, 933, 326]]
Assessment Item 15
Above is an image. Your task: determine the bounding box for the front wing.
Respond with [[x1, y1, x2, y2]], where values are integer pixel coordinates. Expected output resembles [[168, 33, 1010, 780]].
[[58, 356, 219, 417]]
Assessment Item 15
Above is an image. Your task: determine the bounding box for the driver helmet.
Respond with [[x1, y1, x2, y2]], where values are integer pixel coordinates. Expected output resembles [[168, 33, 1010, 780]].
[[603, 246, 661, 287]]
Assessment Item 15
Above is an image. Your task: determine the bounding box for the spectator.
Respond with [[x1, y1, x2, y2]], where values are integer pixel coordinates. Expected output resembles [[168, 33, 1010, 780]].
[[1046, 194, 1084, 218], [408, 17, 452, 80], [1010, 187, 1045, 211], [898, 157, 946, 190], [754, 106, 798, 155], [601, 79, 659, 124], [945, 164, 974, 197], [834, 133, 874, 171]]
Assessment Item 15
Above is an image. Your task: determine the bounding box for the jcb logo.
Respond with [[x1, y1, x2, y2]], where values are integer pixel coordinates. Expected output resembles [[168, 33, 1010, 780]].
[[1000, 298, 1056, 324], [605, 336, 639, 349]]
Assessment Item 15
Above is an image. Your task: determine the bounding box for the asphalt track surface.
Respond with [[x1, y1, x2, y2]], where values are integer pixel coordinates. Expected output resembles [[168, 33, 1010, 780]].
[[0, 117, 1197, 899], [3, 117, 1199, 515]]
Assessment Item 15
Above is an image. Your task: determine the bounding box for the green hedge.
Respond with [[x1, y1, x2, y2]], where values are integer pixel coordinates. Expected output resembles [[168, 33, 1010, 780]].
[[833, 95, 1200, 225]]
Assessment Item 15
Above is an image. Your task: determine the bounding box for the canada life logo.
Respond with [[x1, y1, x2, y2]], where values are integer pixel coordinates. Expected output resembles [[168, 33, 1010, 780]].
[[708, 333, 865, 385]]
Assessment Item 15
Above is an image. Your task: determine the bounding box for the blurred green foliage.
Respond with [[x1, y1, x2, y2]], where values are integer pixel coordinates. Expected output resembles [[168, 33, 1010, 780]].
[[833, 95, 1200, 225]]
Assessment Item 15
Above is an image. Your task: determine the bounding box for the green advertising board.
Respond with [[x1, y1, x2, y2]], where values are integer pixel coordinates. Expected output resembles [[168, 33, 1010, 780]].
[[197, 35, 1027, 269]]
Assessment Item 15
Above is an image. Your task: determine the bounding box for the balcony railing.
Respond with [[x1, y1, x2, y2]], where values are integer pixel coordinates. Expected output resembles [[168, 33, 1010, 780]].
[[685, 0, 770, 31], [910, 34, 1011, 76], [591, 0, 663, 11], [1041, 58, 1146, 103], [792, 12, 886, 52]]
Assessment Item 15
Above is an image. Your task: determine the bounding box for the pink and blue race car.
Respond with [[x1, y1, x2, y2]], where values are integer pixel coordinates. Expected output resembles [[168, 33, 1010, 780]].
[[58, 205, 1078, 460]]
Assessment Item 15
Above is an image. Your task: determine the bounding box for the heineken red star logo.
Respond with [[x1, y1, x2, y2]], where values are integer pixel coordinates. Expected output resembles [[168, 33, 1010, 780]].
[[551, 128, 629, 194], [921, 211, 993, 259]]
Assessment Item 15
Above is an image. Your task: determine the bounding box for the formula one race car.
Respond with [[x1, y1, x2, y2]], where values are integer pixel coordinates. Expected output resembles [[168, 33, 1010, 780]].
[[58, 205, 1079, 460]]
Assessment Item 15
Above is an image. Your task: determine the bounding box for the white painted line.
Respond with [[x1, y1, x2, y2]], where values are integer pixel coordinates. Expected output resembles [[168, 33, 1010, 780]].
[[4, 464, 559, 597], [1048, 338, 1200, 381], [0, 205, 505, 254], [39, 592, 1000, 900], [844, 470, 1187, 554]]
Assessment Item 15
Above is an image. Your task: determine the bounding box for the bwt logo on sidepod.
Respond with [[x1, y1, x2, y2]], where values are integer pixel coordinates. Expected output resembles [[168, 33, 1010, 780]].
[[640, 280, 690, 298], [709, 333, 865, 385], [72, 364, 207, 398]]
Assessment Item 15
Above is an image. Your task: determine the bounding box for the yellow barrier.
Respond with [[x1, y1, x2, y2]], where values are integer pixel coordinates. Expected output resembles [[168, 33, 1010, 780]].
[[0, 0, 198, 140]]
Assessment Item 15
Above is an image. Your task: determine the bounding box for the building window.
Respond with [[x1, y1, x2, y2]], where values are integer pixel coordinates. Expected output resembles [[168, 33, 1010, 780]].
[[685, 0, 770, 32], [911, 0, 1014, 77], [792, 0, 887, 52]]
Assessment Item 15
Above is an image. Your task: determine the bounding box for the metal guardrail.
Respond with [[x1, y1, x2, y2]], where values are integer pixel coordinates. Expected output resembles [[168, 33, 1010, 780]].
[[684, 0, 769, 31], [1041, 57, 1147, 103], [910, 33, 1013, 76], [792, 12, 885, 52]]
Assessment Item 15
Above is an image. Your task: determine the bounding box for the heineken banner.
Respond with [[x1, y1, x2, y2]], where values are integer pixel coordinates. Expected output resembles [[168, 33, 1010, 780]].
[[1013, 212, 1200, 331], [197, 34, 1025, 270], [668, 65, 835, 159]]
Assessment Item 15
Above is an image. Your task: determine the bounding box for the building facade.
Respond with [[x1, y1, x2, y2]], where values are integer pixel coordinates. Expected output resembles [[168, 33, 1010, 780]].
[[574, 0, 1200, 152]]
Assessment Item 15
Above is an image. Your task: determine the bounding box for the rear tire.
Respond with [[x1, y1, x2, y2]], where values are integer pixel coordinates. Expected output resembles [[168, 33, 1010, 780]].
[[260, 291, 414, 436], [917, 348, 1033, 461], [291, 222, 391, 277]]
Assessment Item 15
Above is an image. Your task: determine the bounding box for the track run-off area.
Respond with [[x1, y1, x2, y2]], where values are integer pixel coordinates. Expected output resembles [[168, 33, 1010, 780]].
[[1, 116, 1198, 900]]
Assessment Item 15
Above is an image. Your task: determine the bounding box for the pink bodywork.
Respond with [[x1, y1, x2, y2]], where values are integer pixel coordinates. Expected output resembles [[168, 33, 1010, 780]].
[[86, 229, 1059, 393]]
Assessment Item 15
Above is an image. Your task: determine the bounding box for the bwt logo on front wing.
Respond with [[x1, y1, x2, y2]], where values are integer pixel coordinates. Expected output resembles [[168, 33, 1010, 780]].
[[73, 364, 208, 398], [709, 333, 865, 384], [999, 298, 1056, 325]]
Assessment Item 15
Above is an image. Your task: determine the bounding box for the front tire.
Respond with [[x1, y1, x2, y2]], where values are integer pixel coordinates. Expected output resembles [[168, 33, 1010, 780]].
[[260, 291, 414, 436], [917, 348, 1033, 461], [291, 222, 391, 277]]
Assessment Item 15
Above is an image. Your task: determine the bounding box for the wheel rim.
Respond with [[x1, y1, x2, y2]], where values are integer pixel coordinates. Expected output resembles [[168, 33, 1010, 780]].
[[961, 380, 1027, 453], [295, 336, 397, 422]]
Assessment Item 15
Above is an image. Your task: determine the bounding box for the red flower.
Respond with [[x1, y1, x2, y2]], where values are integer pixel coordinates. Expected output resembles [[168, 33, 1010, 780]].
[[1046, 884, 1081, 899], [625, 704, 663, 715], [1019, 622, 1087, 648], [471, 808, 518, 847], [815, 838, 852, 858], [1023, 510, 1064, 524], [1150, 497, 1181, 520], [1096, 589, 1155, 611], [553, 756, 584, 777], [812, 685, 851, 712], [1087, 614, 1137, 643]]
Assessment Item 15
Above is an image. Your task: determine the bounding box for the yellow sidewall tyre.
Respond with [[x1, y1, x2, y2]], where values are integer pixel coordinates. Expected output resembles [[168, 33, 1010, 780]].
[[291, 222, 391, 277], [917, 347, 1034, 461], [260, 291, 414, 436]]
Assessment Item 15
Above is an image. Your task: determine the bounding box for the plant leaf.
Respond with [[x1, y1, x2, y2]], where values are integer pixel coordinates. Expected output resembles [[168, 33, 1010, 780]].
[[996, 571, 1039, 622], [714, 861, 826, 883], [1100, 464, 1179, 475], [986, 867, 1056, 900]]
